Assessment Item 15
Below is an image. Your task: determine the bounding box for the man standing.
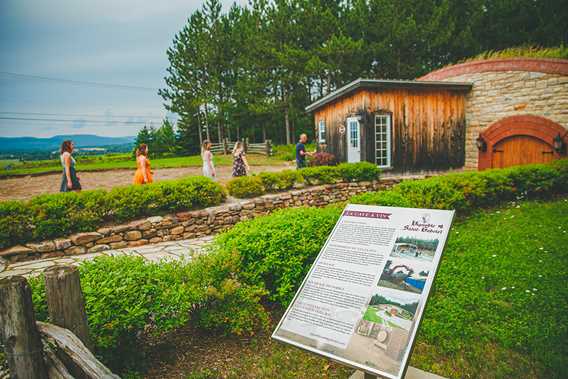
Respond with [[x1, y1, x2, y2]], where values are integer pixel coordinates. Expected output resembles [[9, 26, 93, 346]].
[[296, 133, 312, 169]]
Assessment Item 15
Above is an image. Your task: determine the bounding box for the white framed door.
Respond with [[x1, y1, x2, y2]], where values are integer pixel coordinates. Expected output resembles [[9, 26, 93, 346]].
[[346, 117, 361, 163]]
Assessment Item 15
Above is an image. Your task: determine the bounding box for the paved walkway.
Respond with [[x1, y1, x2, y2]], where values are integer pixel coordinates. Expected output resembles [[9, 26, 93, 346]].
[[0, 236, 214, 279]]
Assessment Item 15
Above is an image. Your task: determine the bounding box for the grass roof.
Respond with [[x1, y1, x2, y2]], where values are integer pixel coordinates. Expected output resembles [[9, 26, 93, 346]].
[[460, 45, 568, 64]]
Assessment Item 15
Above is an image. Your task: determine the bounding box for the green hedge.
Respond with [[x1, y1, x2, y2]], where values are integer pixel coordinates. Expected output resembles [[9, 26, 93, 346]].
[[29, 252, 267, 373], [226, 162, 381, 198], [213, 206, 343, 306], [351, 160, 568, 212], [215, 159, 568, 308], [225, 175, 265, 198], [0, 176, 225, 248]]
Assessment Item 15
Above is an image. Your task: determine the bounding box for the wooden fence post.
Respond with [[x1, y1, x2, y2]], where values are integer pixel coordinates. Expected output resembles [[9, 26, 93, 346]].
[[223, 138, 229, 155], [265, 139, 272, 156], [244, 137, 249, 153], [44, 265, 93, 351], [0, 276, 48, 379]]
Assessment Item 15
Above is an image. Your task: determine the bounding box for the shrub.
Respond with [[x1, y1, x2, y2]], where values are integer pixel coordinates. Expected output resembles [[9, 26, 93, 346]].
[[226, 176, 265, 198], [350, 190, 413, 207], [0, 201, 33, 247], [259, 170, 303, 192], [277, 170, 304, 190], [337, 162, 381, 182], [309, 152, 336, 166], [29, 253, 267, 373], [350, 160, 568, 213], [213, 206, 342, 306], [504, 164, 559, 197], [0, 176, 225, 248], [300, 166, 341, 185], [394, 178, 467, 210], [550, 158, 568, 190]]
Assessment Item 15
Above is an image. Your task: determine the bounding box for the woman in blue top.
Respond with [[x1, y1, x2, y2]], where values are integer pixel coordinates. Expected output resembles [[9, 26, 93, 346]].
[[60, 140, 82, 192]]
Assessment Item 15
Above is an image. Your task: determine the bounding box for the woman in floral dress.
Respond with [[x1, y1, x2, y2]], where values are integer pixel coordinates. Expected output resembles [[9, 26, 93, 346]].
[[232, 141, 249, 177]]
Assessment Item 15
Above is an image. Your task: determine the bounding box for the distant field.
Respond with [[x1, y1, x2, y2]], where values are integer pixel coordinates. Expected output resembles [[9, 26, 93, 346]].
[[0, 153, 287, 177]]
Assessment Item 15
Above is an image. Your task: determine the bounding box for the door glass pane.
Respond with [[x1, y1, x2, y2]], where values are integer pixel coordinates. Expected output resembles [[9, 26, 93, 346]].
[[350, 121, 358, 148]]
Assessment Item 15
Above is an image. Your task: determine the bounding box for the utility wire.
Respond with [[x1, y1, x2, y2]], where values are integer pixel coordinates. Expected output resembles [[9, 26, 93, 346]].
[[0, 71, 159, 92], [0, 111, 173, 120], [0, 116, 155, 125]]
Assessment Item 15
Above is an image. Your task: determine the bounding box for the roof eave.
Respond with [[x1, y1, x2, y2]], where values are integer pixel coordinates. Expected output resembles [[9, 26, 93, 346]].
[[305, 79, 472, 113]]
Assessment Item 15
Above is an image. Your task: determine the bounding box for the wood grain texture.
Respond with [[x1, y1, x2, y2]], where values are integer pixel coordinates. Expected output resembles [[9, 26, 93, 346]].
[[314, 88, 466, 171], [0, 276, 48, 379], [492, 135, 554, 168], [44, 265, 93, 351], [37, 322, 119, 379]]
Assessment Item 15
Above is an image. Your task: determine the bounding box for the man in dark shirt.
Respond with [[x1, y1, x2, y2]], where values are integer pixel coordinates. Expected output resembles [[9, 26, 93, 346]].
[[296, 133, 311, 169]]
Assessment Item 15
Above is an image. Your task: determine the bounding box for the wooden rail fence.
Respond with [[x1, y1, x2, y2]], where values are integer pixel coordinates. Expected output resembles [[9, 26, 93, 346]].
[[209, 138, 272, 156], [0, 266, 119, 378]]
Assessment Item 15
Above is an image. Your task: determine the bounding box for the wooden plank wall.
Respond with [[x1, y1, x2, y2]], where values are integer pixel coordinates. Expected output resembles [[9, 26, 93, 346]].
[[313, 88, 466, 171]]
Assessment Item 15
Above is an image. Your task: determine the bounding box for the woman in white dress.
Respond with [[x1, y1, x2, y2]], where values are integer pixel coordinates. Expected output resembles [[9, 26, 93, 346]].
[[201, 140, 216, 179]]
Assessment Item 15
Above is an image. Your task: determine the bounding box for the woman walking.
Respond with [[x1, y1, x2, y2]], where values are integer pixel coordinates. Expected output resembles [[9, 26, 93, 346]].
[[232, 141, 249, 177], [201, 140, 216, 179], [133, 143, 153, 185], [60, 140, 81, 192]]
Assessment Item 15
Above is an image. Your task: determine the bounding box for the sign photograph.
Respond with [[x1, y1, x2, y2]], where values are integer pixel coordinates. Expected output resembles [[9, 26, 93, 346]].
[[272, 204, 454, 379]]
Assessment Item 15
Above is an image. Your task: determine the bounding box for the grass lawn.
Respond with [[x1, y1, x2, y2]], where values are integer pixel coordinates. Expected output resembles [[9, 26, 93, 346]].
[[144, 197, 567, 379], [412, 197, 568, 378], [0, 153, 286, 176]]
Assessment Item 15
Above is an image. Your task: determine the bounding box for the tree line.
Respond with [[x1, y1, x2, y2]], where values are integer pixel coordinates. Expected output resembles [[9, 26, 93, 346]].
[[158, 0, 567, 154]]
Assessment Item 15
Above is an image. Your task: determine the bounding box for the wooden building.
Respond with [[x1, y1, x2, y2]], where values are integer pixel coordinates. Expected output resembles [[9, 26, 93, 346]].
[[307, 79, 472, 172]]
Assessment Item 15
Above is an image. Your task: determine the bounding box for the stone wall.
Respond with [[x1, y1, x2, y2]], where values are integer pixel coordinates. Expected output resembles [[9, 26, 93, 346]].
[[419, 58, 568, 169], [0, 179, 399, 264]]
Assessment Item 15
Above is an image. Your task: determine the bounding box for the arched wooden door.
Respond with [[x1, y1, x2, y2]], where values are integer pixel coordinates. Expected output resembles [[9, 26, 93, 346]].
[[491, 135, 555, 169], [478, 115, 567, 170]]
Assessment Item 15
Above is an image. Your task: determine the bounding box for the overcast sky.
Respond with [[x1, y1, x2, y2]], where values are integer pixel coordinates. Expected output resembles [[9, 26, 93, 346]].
[[0, 0, 244, 138]]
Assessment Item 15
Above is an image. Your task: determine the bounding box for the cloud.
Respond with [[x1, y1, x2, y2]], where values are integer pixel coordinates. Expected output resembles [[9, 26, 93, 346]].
[[0, 0, 239, 137]]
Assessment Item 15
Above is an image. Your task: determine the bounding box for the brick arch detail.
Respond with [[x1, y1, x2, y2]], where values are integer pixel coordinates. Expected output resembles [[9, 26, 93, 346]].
[[418, 58, 568, 81], [478, 115, 568, 170]]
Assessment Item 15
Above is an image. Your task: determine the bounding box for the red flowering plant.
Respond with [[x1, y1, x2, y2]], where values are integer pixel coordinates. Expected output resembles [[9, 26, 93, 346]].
[[309, 152, 337, 166]]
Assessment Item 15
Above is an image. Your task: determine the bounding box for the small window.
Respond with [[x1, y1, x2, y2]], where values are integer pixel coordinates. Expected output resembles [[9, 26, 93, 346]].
[[318, 119, 326, 143]]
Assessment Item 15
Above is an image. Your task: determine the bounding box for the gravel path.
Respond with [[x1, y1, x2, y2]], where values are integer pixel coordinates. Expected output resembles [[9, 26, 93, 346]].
[[0, 163, 291, 201]]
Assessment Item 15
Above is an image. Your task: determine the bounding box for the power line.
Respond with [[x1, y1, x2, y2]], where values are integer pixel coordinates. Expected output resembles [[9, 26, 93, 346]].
[[0, 116, 156, 125], [0, 71, 160, 92], [0, 111, 173, 120]]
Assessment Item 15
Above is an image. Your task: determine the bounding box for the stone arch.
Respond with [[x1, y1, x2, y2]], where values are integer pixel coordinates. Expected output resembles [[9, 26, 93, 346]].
[[478, 115, 567, 170]]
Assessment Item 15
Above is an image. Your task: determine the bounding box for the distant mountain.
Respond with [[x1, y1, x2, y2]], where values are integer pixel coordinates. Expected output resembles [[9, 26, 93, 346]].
[[0, 134, 136, 152]]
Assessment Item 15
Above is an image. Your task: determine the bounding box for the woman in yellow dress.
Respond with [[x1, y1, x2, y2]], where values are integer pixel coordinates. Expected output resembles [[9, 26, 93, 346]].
[[133, 144, 153, 185]]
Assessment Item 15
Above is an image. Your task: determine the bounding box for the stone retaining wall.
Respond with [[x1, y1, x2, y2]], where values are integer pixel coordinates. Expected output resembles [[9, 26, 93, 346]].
[[0, 179, 399, 263]]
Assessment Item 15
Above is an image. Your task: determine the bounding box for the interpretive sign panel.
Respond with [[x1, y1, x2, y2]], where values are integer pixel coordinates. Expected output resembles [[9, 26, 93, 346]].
[[272, 204, 454, 379]]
